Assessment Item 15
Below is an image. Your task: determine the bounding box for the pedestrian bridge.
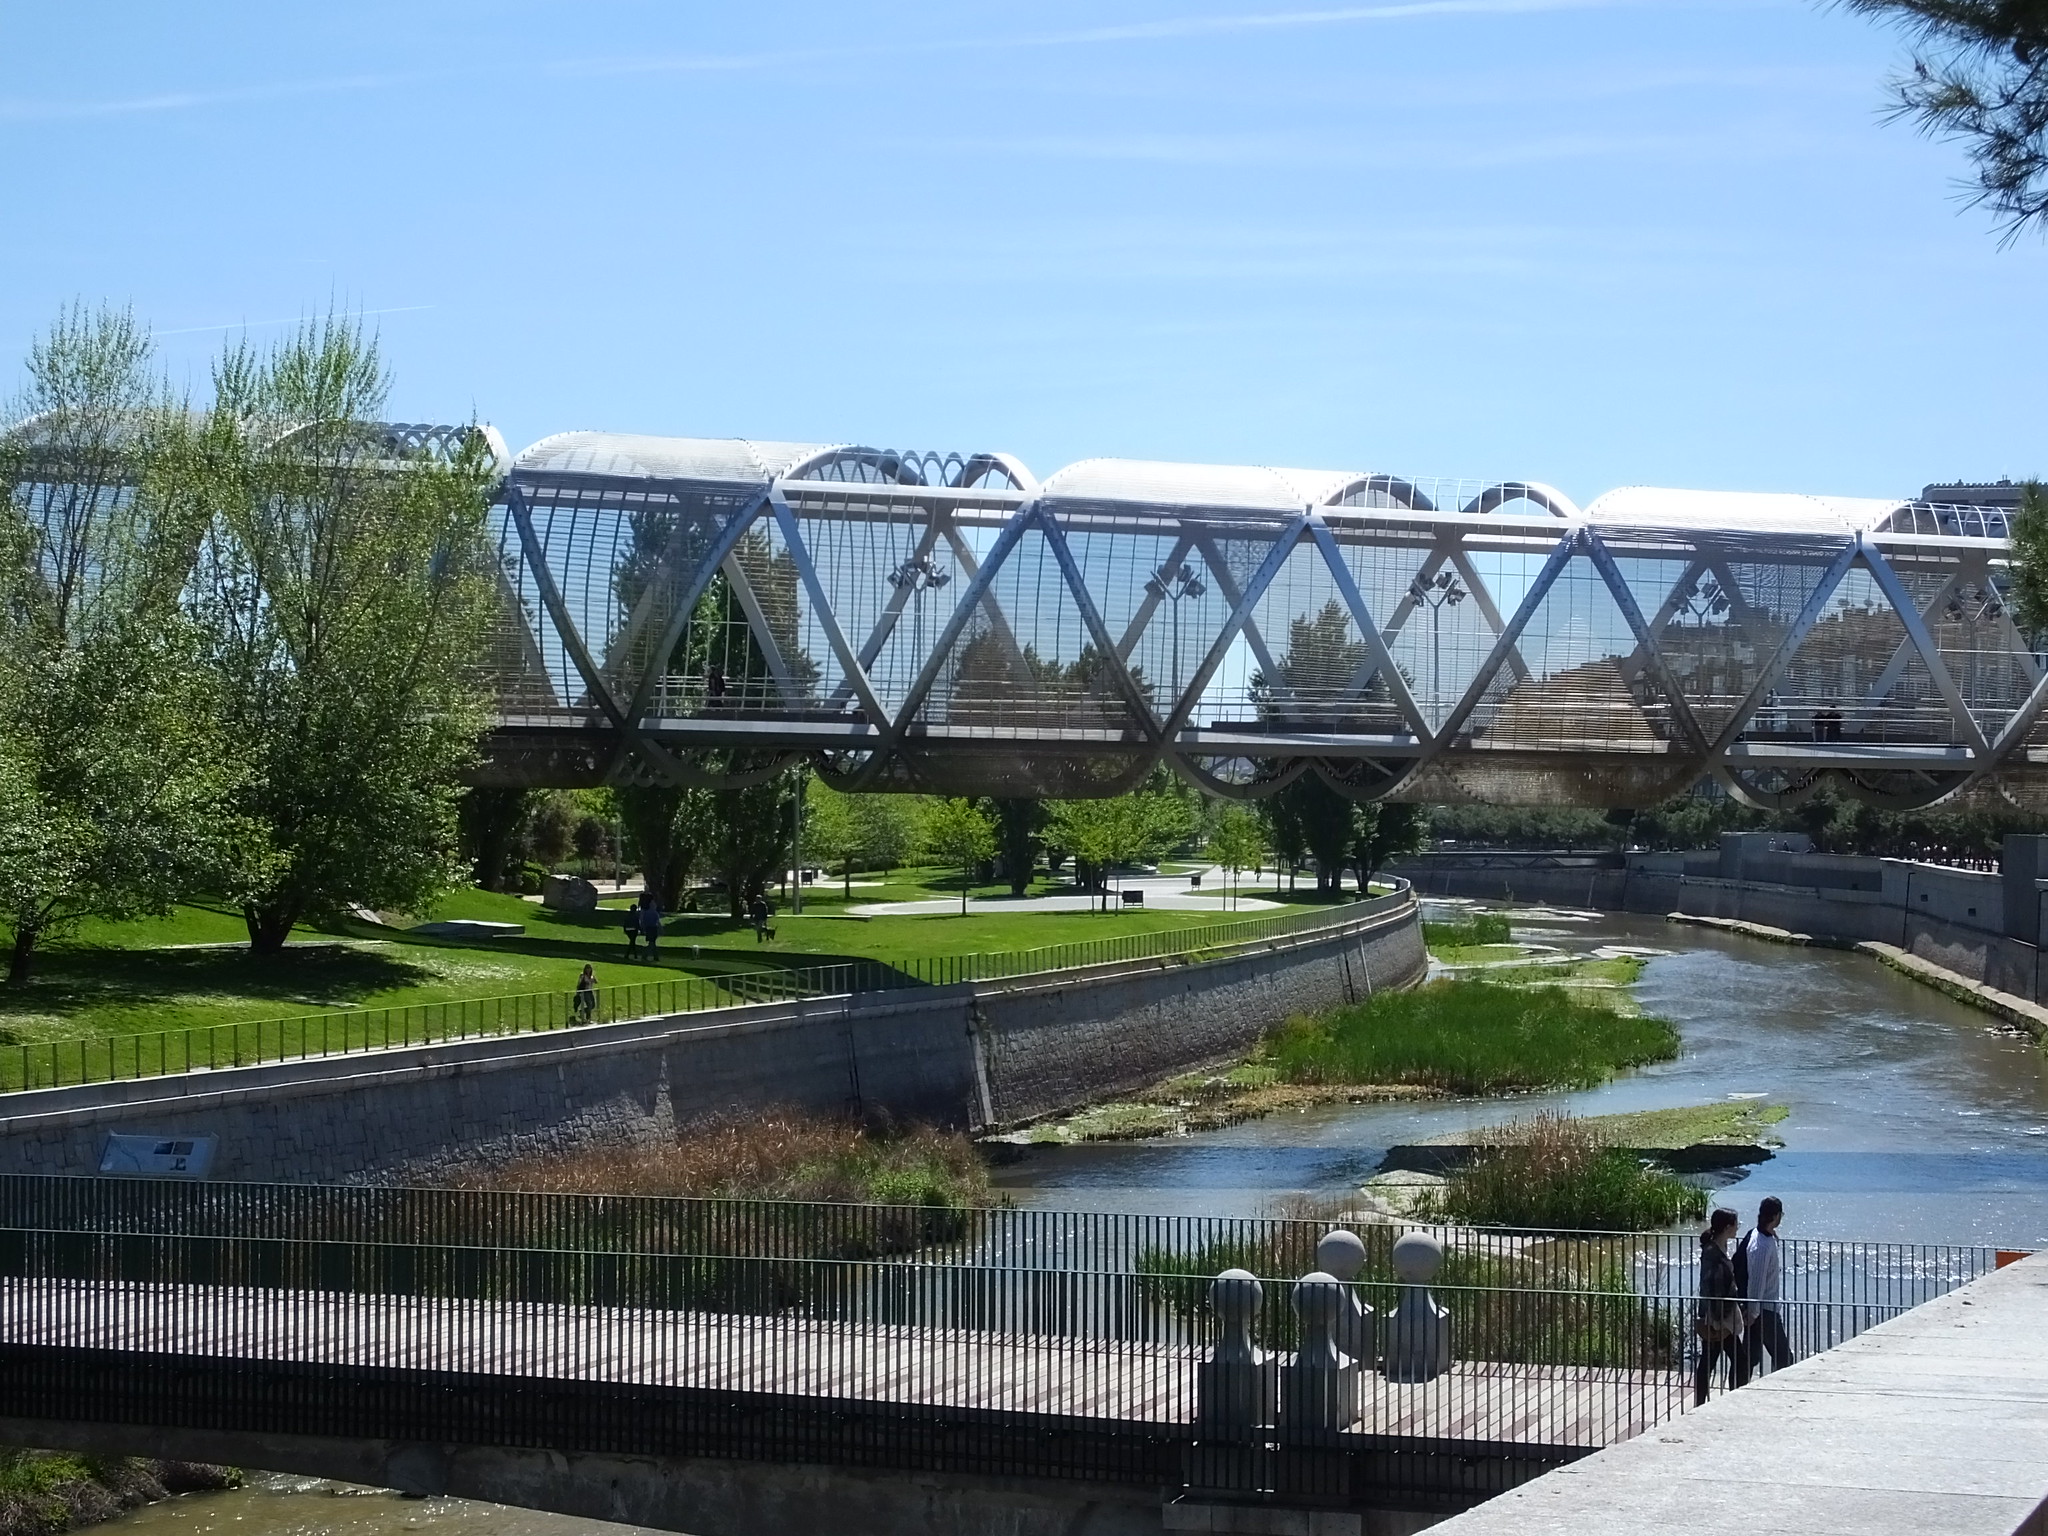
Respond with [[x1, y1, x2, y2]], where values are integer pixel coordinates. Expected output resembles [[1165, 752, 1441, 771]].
[[0, 1177, 1995, 1535], [464, 430, 2044, 809]]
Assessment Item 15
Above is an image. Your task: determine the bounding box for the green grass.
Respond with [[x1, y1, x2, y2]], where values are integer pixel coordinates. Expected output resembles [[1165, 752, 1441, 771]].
[[0, 875, 1375, 1067], [1262, 978, 1680, 1095], [1423, 913, 1512, 951], [1422, 1115, 1708, 1231]]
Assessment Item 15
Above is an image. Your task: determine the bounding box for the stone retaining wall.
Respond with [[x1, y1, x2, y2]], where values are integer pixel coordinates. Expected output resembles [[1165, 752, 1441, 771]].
[[0, 894, 1426, 1184], [1395, 843, 2048, 1001]]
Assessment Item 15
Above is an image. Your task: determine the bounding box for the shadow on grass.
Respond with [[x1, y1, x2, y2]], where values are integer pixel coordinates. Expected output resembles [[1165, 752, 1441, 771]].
[[0, 943, 443, 1040]]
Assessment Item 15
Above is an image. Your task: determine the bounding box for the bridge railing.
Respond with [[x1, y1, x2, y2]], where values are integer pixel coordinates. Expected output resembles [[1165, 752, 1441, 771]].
[[0, 1175, 1995, 1317], [0, 1217, 1943, 1462], [0, 887, 1409, 1094]]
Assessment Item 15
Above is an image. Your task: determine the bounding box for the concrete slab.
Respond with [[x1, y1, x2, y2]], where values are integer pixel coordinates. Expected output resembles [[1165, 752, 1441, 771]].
[[1430, 1254, 2048, 1536]]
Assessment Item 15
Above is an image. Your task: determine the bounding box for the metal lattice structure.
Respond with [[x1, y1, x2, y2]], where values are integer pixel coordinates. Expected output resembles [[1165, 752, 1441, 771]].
[[479, 435, 2047, 808]]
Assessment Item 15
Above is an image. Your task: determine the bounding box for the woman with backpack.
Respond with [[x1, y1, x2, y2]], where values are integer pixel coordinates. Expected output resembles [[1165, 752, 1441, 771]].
[[1694, 1207, 1750, 1405]]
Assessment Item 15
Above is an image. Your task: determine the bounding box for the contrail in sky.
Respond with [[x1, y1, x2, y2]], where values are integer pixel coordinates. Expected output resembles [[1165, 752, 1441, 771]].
[[0, 0, 1666, 122]]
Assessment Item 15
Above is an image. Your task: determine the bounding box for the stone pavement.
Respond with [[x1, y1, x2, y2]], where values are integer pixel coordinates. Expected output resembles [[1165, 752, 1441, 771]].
[[1428, 1252, 2048, 1535]]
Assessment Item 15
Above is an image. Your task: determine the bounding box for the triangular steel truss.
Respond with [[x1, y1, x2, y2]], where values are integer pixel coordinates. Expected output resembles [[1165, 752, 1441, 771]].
[[494, 461, 2039, 809]]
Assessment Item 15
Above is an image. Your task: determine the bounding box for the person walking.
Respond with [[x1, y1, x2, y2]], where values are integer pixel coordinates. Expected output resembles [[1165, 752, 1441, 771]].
[[639, 893, 663, 960], [622, 898, 641, 960], [572, 963, 598, 1024], [1740, 1197, 1795, 1375], [1693, 1207, 1749, 1405], [748, 892, 770, 943]]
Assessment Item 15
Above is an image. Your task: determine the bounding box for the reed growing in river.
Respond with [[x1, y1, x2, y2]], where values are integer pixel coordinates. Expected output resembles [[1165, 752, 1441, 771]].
[[1263, 979, 1678, 1095]]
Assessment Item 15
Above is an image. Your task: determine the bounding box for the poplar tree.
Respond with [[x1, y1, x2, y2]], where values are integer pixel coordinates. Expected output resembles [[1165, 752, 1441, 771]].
[[0, 304, 243, 981], [192, 316, 499, 952]]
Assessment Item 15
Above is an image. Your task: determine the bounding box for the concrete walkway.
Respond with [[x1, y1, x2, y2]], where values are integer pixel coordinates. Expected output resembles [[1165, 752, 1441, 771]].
[[1429, 1252, 2048, 1535], [848, 866, 1280, 916]]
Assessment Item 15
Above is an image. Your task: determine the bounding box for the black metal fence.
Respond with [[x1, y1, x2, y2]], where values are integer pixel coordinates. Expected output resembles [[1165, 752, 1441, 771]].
[[0, 1176, 1992, 1312], [0, 889, 1406, 1094], [0, 1177, 1998, 1511]]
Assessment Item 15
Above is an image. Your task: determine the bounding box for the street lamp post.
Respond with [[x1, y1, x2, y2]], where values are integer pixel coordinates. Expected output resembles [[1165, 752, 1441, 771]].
[[1407, 570, 1468, 720], [1144, 560, 1207, 714], [888, 554, 952, 678]]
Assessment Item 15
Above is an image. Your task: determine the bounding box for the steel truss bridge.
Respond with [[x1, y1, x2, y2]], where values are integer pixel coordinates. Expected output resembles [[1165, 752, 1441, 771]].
[[464, 431, 2043, 810]]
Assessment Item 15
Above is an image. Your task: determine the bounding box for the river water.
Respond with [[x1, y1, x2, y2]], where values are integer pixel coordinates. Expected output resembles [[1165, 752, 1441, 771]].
[[94, 906, 2048, 1534]]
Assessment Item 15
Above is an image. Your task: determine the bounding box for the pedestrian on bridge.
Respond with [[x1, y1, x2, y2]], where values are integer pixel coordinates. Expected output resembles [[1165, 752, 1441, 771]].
[[1740, 1197, 1795, 1374], [1694, 1207, 1750, 1405]]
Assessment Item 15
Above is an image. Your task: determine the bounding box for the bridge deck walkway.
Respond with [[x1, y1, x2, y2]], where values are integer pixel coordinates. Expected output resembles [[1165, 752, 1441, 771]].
[[2, 1278, 1686, 1448]]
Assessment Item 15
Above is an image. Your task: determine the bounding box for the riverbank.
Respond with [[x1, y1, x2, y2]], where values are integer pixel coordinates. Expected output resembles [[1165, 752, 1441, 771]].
[[991, 959, 1668, 1147], [0, 1452, 237, 1536]]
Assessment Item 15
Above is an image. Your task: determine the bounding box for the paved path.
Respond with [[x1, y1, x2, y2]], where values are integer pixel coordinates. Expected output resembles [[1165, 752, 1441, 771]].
[[1429, 1253, 2048, 1535], [850, 867, 1280, 917]]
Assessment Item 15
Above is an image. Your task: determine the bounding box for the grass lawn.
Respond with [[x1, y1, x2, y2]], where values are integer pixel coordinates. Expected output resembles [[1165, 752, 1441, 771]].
[[0, 870, 1370, 1051]]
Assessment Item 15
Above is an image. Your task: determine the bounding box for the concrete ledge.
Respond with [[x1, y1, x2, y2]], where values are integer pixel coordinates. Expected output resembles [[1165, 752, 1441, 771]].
[[1857, 942, 2048, 1042], [1665, 913, 1813, 946], [1428, 1253, 2048, 1536]]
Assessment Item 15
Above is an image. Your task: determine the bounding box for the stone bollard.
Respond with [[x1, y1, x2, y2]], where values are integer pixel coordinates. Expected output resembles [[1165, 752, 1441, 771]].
[[1382, 1230, 1452, 1383], [1197, 1269, 1275, 1437], [1316, 1228, 1376, 1369], [1281, 1272, 1361, 1436]]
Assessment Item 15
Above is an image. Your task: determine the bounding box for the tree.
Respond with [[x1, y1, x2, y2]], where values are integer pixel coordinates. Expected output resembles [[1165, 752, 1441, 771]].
[[709, 765, 796, 918], [1261, 791, 1308, 891], [2010, 482, 2048, 635], [1844, 0, 2048, 234], [615, 783, 710, 908], [925, 798, 996, 914], [991, 798, 1045, 895], [1206, 804, 1266, 910], [1352, 801, 1429, 893], [1267, 774, 1357, 896], [192, 316, 500, 952], [807, 779, 865, 897], [1048, 791, 1194, 911], [0, 304, 246, 982], [457, 786, 539, 891]]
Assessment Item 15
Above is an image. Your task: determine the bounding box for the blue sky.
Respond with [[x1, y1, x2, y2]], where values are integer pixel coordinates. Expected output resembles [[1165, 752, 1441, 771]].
[[1, 0, 2039, 502]]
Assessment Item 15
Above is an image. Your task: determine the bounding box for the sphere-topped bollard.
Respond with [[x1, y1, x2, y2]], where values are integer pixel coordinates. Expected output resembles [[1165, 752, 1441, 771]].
[[1382, 1230, 1452, 1383], [1198, 1268, 1275, 1436], [1281, 1271, 1361, 1436], [1315, 1228, 1375, 1367]]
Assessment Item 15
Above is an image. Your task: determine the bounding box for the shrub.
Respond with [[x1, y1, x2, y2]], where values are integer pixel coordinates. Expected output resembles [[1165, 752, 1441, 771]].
[[1264, 979, 1678, 1094], [1423, 1114, 1707, 1232], [1421, 913, 1512, 950]]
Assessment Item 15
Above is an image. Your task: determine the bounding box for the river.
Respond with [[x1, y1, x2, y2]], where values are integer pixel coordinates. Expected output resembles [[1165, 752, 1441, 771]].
[[90, 905, 2048, 1534]]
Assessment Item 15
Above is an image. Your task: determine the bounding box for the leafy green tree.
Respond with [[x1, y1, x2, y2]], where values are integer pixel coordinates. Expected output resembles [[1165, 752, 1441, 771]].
[[192, 316, 500, 952], [925, 797, 997, 914], [2010, 482, 2048, 635], [1352, 801, 1429, 892], [708, 766, 797, 918], [616, 783, 711, 908], [1844, 0, 2048, 233], [1206, 803, 1266, 910], [991, 797, 1045, 895], [1268, 774, 1357, 895], [1261, 790, 1308, 890], [457, 786, 540, 891], [0, 304, 246, 981], [806, 779, 865, 897], [1048, 791, 1194, 911]]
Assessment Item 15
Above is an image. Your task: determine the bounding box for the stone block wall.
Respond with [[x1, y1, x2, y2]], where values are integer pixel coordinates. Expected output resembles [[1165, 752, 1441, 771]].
[[0, 895, 1426, 1184]]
